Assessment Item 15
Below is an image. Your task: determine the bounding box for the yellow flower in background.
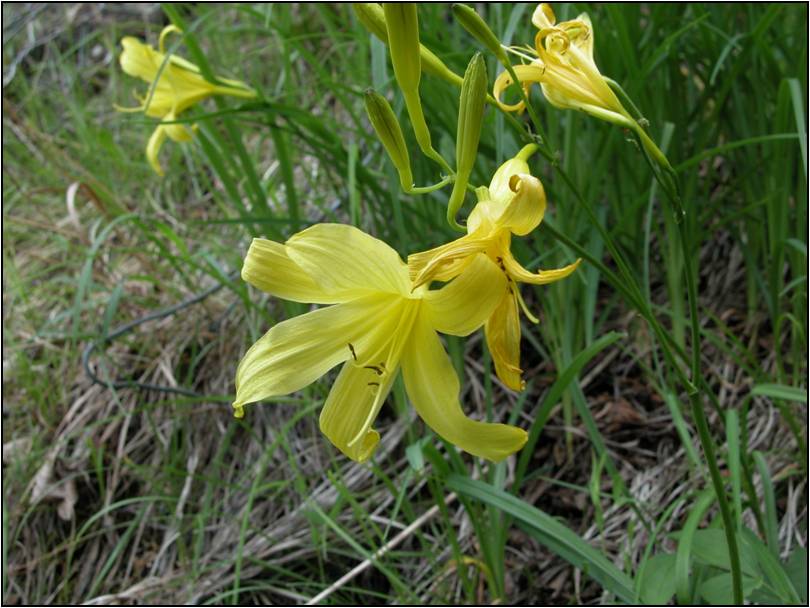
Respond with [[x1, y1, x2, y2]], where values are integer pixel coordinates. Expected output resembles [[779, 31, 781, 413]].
[[234, 223, 527, 463], [117, 25, 256, 175], [493, 3, 633, 128], [408, 145, 580, 391]]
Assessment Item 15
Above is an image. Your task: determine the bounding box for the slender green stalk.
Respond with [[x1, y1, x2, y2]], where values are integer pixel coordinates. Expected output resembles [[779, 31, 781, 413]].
[[489, 27, 745, 599], [410, 176, 453, 194], [654, 152, 744, 606]]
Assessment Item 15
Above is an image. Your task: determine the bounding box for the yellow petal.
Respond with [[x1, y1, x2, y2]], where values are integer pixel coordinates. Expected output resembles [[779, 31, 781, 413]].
[[401, 313, 528, 462], [424, 254, 506, 336], [502, 250, 582, 285], [233, 294, 399, 409], [321, 299, 419, 461], [287, 224, 410, 297], [158, 24, 183, 54], [241, 238, 341, 304], [466, 199, 499, 234], [408, 232, 491, 288], [495, 173, 547, 236], [163, 119, 193, 143], [532, 3, 557, 30], [145, 125, 168, 176], [485, 290, 524, 391], [488, 154, 530, 207], [565, 44, 625, 117], [493, 64, 543, 113], [120, 36, 159, 83], [571, 13, 595, 62], [319, 361, 394, 462]]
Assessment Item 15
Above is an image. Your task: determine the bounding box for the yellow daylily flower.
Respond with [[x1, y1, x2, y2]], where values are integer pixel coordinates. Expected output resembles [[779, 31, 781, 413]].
[[234, 223, 528, 463], [408, 145, 580, 391], [493, 3, 633, 128], [117, 25, 256, 175]]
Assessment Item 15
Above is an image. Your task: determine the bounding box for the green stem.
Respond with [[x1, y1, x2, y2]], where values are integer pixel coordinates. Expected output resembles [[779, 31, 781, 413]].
[[690, 392, 744, 604], [605, 77, 645, 123], [213, 85, 258, 99], [641, 130, 744, 606], [403, 89, 454, 175], [500, 61, 550, 150], [520, 62, 743, 600], [409, 176, 453, 194]]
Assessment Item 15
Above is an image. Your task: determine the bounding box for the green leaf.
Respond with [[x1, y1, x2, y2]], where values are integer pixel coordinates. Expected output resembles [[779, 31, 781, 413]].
[[638, 553, 677, 605], [446, 475, 637, 604], [742, 528, 802, 604], [688, 528, 761, 577], [753, 452, 780, 558], [698, 572, 762, 605], [785, 548, 808, 604], [514, 331, 625, 491], [751, 383, 807, 403], [675, 490, 715, 604]]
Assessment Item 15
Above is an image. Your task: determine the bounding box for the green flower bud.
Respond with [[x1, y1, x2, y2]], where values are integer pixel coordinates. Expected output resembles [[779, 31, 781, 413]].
[[364, 89, 413, 191], [383, 3, 421, 94], [447, 52, 488, 228], [383, 3, 452, 174], [353, 3, 463, 87], [452, 4, 507, 64], [353, 2, 388, 41]]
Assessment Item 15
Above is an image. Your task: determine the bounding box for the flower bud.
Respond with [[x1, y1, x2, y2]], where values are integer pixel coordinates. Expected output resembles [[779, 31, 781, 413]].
[[447, 52, 488, 227], [452, 4, 507, 64], [383, 3, 421, 94], [353, 2, 388, 40], [353, 4, 463, 87], [364, 89, 413, 190]]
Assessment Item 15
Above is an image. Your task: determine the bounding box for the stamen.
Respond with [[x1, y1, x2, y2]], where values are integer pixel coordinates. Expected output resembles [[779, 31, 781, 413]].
[[364, 365, 384, 375], [348, 343, 358, 361], [503, 44, 537, 63], [514, 286, 540, 324]]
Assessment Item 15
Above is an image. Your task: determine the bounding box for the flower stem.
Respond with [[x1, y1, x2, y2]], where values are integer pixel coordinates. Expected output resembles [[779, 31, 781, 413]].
[[640, 127, 744, 606], [409, 176, 453, 194]]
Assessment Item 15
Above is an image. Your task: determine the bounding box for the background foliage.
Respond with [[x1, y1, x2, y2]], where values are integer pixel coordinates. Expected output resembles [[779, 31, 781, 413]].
[[3, 3, 807, 604]]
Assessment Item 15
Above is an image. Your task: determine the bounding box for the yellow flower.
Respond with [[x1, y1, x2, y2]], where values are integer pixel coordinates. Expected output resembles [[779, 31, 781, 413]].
[[117, 25, 256, 175], [233, 223, 528, 463], [493, 3, 633, 128], [408, 145, 580, 391]]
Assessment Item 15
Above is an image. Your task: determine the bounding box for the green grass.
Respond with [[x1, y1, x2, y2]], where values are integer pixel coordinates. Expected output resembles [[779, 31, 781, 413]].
[[2, 3, 807, 604]]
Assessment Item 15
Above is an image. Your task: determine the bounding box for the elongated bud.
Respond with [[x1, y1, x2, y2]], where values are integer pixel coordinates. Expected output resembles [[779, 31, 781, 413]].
[[447, 53, 488, 228], [353, 2, 388, 40], [364, 89, 413, 191], [383, 3, 421, 94], [354, 3, 463, 87], [452, 4, 507, 64], [382, 3, 452, 174]]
